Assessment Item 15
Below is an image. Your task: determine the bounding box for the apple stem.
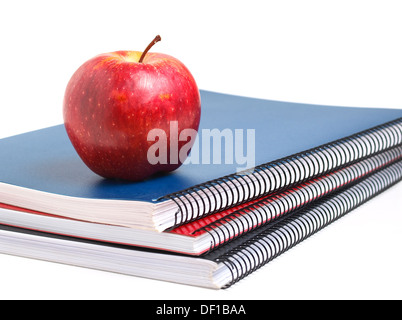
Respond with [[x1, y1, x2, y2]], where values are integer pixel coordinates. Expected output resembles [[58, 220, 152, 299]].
[[138, 35, 162, 63]]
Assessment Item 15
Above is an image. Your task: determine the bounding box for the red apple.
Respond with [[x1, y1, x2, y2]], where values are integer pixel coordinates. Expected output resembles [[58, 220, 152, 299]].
[[63, 36, 201, 181]]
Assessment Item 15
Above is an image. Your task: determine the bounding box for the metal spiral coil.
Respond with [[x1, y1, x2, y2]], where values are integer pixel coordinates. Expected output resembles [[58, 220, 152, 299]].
[[159, 118, 402, 227], [214, 160, 402, 289], [194, 146, 402, 251]]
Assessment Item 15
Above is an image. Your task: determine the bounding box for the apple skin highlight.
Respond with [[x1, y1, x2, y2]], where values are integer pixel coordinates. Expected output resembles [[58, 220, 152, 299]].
[[63, 51, 201, 181]]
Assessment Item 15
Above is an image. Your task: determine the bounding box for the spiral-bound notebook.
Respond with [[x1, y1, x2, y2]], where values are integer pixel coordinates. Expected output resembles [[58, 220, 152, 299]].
[[1, 160, 401, 289], [1, 90, 402, 234], [1, 145, 401, 254]]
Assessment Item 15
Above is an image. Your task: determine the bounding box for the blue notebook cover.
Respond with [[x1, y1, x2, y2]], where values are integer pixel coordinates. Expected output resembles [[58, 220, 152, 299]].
[[1, 90, 402, 202]]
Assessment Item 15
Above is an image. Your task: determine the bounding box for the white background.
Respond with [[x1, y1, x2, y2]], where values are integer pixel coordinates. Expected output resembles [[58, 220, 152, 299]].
[[0, 0, 401, 300]]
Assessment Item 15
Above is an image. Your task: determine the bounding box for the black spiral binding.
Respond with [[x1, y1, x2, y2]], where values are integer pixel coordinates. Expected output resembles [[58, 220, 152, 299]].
[[213, 160, 402, 289], [159, 118, 402, 228], [194, 146, 402, 252]]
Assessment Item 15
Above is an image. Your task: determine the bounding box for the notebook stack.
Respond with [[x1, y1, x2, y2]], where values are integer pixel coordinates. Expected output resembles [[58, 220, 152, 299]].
[[0, 90, 401, 289]]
